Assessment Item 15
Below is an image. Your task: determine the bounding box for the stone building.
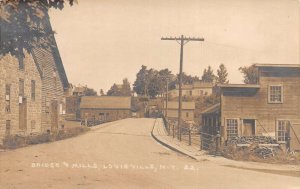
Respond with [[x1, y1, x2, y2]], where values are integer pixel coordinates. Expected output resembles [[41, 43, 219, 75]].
[[0, 51, 43, 141], [0, 3, 69, 142]]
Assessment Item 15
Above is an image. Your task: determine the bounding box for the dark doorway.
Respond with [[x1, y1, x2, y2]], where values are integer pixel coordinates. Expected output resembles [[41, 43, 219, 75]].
[[243, 119, 255, 136], [19, 98, 27, 131], [51, 100, 58, 131]]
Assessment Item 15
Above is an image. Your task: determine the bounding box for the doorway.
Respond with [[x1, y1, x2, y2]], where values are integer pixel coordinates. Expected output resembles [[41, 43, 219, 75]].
[[19, 97, 27, 131], [242, 119, 256, 136], [51, 100, 58, 131]]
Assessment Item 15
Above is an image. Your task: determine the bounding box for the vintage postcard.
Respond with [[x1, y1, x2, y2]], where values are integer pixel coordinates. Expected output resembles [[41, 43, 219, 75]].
[[0, 0, 300, 188]]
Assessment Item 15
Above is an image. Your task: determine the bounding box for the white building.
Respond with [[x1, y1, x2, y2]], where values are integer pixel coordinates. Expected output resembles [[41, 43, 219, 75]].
[[168, 81, 213, 98]]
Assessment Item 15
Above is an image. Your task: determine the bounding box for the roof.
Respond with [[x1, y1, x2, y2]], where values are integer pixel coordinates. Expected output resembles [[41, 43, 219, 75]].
[[218, 84, 260, 88], [176, 81, 214, 90], [80, 96, 131, 109], [165, 101, 195, 110], [201, 103, 220, 115], [254, 64, 300, 68], [73, 86, 87, 93], [193, 81, 214, 88]]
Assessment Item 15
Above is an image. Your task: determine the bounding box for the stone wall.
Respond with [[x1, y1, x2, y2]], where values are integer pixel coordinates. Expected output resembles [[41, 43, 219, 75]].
[[0, 51, 42, 142]]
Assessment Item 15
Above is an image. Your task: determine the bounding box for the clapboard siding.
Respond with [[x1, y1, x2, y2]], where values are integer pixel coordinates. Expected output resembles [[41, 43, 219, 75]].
[[32, 47, 65, 132], [219, 69, 300, 150]]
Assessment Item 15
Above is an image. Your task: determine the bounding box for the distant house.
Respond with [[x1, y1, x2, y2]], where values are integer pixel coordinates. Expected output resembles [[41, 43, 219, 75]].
[[72, 85, 88, 96], [202, 64, 300, 151], [0, 3, 69, 142], [168, 81, 213, 98], [80, 96, 132, 122], [164, 101, 195, 122]]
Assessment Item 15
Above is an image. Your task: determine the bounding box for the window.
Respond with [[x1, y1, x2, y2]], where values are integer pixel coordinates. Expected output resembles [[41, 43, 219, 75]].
[[269, 85, 283, 103], [18, 56, 24, 70], [5, 84, 10, 113], [31, 120, 36, 130], [189, 90, 192, 96], [19, 79, 24, 97], [31, 80, 35, 101], [277, 120, 290, 143], [226, 119, 238, 139], [186, 112, 189, 118]]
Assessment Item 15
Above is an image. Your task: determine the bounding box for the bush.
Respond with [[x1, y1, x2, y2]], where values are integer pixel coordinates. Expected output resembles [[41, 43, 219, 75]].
[[3, 135, 27, 149], [222, 144, 300, 164], [1, 127, 90, 150]]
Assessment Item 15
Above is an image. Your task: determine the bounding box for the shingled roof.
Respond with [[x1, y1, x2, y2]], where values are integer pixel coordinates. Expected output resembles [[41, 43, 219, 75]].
[[80, 96, 132, 110]]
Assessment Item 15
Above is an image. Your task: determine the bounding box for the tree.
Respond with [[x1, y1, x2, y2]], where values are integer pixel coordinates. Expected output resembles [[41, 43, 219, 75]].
[[85, 88, 97, 96], [201, 66, 215, 83], [100, 89, 105, 96], [239, 64, 259, 84], [121, 78, 132, 96], [107, 78, 132, 96], [107, 84, 120, 96], [133, 65, 149, 96], [0, 1, 76, 59], [216, 64, 229, 84]]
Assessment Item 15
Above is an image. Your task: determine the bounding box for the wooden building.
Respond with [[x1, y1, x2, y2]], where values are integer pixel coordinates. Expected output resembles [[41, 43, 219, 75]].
[[0, 3, 69, 143], [80, 96, 132, 122], [202, 64, 300, 151], [164, 101, 195, 122], [168, 81, 213, 99]]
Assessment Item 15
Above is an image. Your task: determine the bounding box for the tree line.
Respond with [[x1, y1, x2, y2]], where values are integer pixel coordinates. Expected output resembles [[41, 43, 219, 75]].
[[94, 64, 258, 98]]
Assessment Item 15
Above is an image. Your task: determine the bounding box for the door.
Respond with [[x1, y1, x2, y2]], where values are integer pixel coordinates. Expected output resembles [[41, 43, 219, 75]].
[[51, 100, 58, 131], [243, 119, 255, 136], [19, 98, 27, 131]]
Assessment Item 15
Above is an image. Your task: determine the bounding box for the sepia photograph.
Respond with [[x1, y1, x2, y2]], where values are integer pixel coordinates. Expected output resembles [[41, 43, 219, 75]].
[[0, 0, 300, 188]]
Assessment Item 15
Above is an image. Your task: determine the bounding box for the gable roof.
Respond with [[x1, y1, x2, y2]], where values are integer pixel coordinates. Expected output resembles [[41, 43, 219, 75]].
[[254, 64, 300, 68], [218, 84, 260, 89], [80, 96, 131, 109], [31, 21, 69, 90], [0, 3, 69, 90]]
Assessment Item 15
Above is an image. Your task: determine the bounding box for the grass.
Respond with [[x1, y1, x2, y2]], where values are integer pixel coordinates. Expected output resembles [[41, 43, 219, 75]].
[[1, 127, 90, 150], [221, 144, 300, 165]]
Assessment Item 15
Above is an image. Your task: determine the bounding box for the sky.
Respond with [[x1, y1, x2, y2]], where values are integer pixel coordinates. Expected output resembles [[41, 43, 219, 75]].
[[49, 0, 300, 93]]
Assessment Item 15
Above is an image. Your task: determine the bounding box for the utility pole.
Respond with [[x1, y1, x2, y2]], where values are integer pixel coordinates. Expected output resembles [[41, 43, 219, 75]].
[[161, 35, 204, 141], [158, 76, 170, 118]]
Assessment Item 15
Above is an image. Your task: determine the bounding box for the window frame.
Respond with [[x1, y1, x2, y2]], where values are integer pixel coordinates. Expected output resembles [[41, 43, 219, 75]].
[[276, 120, 290, 143], [268, 85, 283, 104], [5, 84, 11, 113], [31, 80, 36, 101], [226, 118, 239, 139], [19, 79, 24, 97]]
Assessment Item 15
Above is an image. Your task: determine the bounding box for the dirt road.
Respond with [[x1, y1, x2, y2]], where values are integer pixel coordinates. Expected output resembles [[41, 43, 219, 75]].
[[0, 118, 299, 189]]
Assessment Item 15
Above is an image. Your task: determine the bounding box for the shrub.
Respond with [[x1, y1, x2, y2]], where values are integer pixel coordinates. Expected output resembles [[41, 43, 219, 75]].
[[1, 127, 90, 150]]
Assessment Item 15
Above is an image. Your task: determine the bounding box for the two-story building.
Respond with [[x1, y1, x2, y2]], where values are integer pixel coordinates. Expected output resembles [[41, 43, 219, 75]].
[[0, 3, 69, 143], [168, 81, 213, 99], [202, 64, 300, 151], [164, 101, 195, 122]]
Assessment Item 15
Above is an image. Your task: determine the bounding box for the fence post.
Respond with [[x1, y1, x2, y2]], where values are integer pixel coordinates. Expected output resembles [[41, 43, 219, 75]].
[[173, 123, 175, 138], [188, 128, 191, 146], [215, 131, 221, 156], [199, 132, 202, 150]]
